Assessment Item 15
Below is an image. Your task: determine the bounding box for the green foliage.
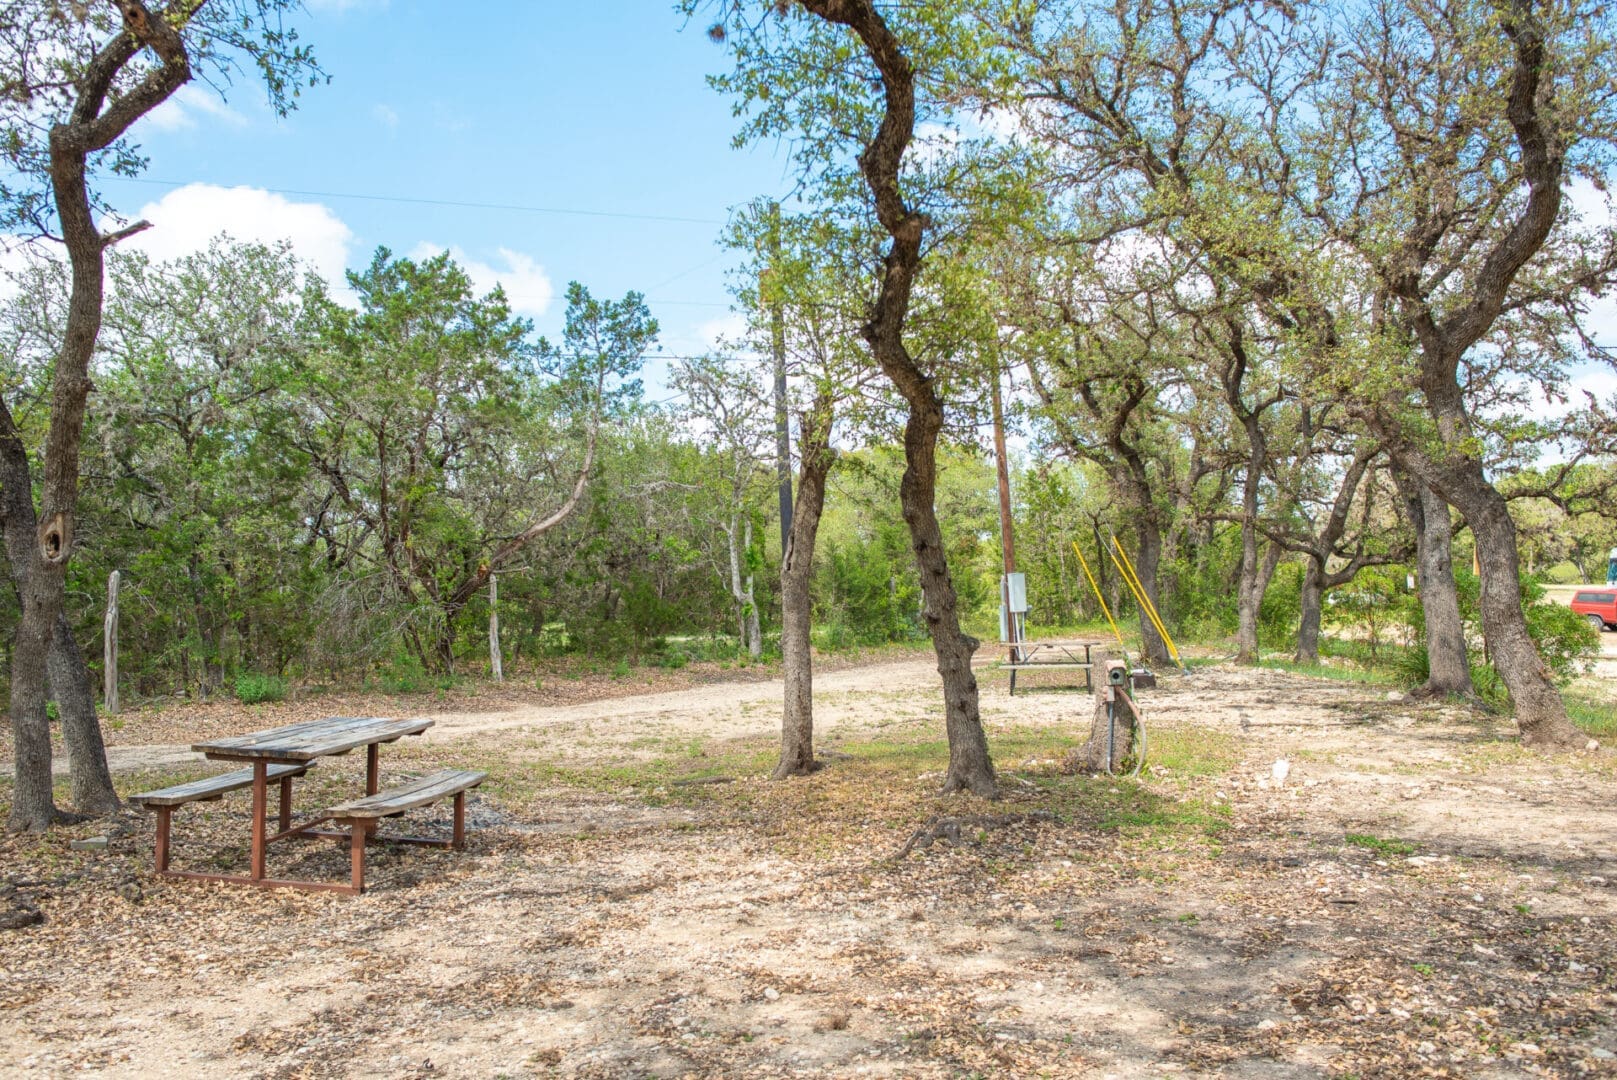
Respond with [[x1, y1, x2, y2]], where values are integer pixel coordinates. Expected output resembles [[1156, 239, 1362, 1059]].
[[1522, 591, 1601, 684], [1258, 562, 1304, 648], [234, 673, 288, 705]]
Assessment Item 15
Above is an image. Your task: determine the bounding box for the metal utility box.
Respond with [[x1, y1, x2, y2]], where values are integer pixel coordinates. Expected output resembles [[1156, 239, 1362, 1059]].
[[1003, 573, 1028, 613]]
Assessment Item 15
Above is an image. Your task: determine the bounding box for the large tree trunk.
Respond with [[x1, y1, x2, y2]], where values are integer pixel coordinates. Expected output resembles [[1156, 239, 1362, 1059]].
[[1395, 470, 1473, 696], [775, 401, 834, 779], [0, 401, 117, 819], [1439, 466, 1577, 745], [1236, 537, 1282, 665], [1295, 556, 1325, 664], [1130, 518, 1170, 664], [800, 0, 996, 797]]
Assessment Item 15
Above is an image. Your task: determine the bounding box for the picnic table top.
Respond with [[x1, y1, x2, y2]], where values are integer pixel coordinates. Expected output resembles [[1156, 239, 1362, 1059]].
[[194, 716, 433, 762], [996, 639, 1104, 652]]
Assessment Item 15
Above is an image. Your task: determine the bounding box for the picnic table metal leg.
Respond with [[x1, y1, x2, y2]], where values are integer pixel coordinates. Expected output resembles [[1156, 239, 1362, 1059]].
[[154, 806, 171, 873], [366, 744, 379, 796], [250, 761, 268, 882], [452, 792, 466, 850], [349, 823, 366, 893]]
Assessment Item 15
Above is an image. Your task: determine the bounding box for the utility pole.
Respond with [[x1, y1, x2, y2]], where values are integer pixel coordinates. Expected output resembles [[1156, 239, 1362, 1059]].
[[767, 201, 793, 549], [990, 352, 1023, 658]]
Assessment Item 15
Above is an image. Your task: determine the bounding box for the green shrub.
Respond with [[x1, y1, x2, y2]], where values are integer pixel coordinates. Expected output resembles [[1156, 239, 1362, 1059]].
[[235, 672, 287, 704], [379, 653, 424, 694]]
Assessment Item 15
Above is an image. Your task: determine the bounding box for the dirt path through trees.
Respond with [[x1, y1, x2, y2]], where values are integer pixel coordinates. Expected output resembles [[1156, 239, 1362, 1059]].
[[2, 654, 1614, 1077]]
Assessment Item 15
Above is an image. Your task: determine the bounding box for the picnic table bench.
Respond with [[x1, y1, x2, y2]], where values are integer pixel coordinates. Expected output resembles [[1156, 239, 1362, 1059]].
[[129, 762, 315, 874], [329, 769, 486, 892], [129, 716, 482, 894]]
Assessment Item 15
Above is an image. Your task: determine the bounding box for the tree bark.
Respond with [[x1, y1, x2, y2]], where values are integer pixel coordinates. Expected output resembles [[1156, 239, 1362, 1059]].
[[0, 399, 118, 820], [775, 398, 834, 779], [1130, 519, 1170, 664], [104, 570, 120, 715], [1411, 447, 1578, 744], [51, 610, 117, 813], [744, 517, 762, 659], [1236, 538, 1282, 664], [488, 573, 502, 682], [1295, 557, 1326, 665], [799, 0, 996, 797], [7, 0, 197, 831], [1394, 468, 1473, 696]]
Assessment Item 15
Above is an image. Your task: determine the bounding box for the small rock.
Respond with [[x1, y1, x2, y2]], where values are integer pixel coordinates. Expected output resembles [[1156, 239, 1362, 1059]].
[[1386, 691, 1405, 703], [1256, 1019, 1278, 1031], [1586, 739, 1600, 752], [763, 987, 780, 1001], [1590, 1047, 1616, 1061], [69, 836, 109, 852]]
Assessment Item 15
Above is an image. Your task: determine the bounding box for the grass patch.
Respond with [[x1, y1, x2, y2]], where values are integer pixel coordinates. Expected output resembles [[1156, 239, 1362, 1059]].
[[1256, 657, 1400, 686], [1148, 726, 1242, 777], [1565, 691, 1616, 739], [1344, 832, 1416, 856]]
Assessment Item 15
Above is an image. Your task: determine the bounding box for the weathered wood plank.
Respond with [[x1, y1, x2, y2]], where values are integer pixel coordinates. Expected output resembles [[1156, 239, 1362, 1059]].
[[328, 770, 486, 820], [194, 717, 433, 761], [129, 763, 314, 808]]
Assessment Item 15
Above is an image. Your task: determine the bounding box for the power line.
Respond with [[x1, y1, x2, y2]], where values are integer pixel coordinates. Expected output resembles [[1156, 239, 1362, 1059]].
[[102, 176, 729, 227]]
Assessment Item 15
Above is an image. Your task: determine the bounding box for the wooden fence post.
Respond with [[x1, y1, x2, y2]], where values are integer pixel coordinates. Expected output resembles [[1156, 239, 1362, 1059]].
[[489, 573, 503, 683], [104, 570, 120, 715]]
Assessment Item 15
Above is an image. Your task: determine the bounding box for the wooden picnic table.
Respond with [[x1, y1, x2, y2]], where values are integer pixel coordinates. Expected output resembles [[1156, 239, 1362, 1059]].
[[182, 716, 434, 892], [999, 640, 1102, 696]]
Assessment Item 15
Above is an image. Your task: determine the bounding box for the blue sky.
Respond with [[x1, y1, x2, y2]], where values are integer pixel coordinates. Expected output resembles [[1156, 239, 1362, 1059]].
[[97, 0, 788, 382]]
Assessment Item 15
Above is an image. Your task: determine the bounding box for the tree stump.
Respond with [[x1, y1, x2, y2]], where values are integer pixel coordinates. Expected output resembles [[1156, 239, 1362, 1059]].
[[1069, 653, 1137, 773]]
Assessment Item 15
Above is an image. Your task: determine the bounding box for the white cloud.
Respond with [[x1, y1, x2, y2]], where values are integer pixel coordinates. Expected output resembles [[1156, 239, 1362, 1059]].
[[372, 104, 400, 129], [696, 312, 749, 351], [145, 84, 249, 133], [408, 243, 553, 317], [126, 184, 354, 291]]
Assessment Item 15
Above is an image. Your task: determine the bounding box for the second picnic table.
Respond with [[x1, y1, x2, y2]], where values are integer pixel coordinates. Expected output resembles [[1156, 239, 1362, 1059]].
[[1000, 640, 1101, 695], [132, 715, 484, 894]]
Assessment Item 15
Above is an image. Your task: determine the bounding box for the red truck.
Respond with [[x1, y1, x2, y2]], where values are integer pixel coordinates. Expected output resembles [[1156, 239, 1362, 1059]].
[[1571, 590, 1617, 632]]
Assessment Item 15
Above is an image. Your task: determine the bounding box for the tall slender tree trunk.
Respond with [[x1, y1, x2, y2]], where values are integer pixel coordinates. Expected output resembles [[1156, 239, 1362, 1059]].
[[775, 400, 834, 779], [799, 0, 996, 797], [1395, 469, 1473, 697], [744, 517, 762, 659]]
